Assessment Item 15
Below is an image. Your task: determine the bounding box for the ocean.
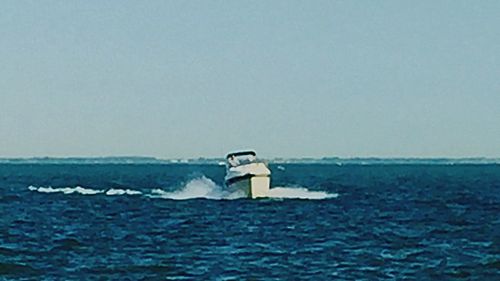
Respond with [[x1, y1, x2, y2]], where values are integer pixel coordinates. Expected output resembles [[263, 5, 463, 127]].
[[0, 164, 499, 280]]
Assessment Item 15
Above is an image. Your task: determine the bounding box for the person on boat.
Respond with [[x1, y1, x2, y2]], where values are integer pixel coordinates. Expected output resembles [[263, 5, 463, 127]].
[[228, 155, 240, 167]]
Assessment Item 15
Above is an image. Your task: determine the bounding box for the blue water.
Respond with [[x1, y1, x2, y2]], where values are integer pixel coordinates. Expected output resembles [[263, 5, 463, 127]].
[[1, 164, 499, 280]]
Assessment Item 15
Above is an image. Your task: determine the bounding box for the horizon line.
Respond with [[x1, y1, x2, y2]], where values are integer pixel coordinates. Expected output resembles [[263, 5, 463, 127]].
[[1, 155, 500, 160]]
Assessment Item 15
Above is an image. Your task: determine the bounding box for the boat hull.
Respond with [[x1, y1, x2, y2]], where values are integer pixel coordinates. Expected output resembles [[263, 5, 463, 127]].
[[226, 175, 270, 198]]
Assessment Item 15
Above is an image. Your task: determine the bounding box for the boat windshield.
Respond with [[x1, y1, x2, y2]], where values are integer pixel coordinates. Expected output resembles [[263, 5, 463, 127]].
[[227, 154, 257, 167]]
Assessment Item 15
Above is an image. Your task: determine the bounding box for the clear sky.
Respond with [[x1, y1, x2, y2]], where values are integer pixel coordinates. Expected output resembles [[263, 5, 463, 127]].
[[1, 1, 499, 158]]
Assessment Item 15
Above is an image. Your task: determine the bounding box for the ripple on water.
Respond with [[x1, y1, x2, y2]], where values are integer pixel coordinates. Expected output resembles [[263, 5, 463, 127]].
[[0, 262, 39, 276]]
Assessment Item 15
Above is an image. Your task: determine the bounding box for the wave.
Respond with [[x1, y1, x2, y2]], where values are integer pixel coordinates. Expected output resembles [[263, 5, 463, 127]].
[[133, 177, 337, 200], [28, 186, 104, 195], [267, 187, 338, 200], [28, 177, 337, 200], [28, 186, 141, 196], [105, 189, 142, 196], [149, 176, 245, 200]]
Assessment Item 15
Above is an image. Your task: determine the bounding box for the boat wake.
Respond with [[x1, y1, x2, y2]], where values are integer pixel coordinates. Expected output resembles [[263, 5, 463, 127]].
[[267, 187, 338, 200], [148, 176, 246, 200], [28, 186, 142, 196], [28, 176, 337, 200]]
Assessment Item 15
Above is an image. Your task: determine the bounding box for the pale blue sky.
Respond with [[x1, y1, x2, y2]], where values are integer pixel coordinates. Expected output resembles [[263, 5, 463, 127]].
[[1, 1, 499, 158]]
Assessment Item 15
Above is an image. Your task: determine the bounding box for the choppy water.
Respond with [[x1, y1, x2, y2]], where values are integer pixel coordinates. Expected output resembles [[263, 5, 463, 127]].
[[0, 164, 499, 280]]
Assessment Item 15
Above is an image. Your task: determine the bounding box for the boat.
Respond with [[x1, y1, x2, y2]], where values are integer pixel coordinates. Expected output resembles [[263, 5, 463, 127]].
[[224, 151, 271, 198]]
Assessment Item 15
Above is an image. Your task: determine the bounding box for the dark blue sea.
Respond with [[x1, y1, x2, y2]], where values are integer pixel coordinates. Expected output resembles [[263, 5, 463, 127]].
[[1, 164, 499, 280]]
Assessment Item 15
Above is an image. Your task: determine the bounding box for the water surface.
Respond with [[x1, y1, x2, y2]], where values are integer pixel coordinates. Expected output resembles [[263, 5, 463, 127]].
[[1, 164, 499, 280]]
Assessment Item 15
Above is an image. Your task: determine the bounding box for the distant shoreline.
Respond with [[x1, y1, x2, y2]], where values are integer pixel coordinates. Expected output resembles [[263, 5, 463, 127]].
[[1, 156, 499, 165]]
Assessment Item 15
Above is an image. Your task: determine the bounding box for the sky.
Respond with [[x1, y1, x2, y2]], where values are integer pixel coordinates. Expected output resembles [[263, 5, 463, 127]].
[[1, 0, 499, 158]]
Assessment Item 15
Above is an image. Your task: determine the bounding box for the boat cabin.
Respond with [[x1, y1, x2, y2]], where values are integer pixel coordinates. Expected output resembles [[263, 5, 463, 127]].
[[226, 151, 257, 167]]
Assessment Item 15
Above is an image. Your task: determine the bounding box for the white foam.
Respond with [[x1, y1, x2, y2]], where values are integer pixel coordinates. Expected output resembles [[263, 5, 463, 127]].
[[105, 188, 142, 196], [28, 185, 103, 195], [28, 186, 141, 196], [267, 187, 338, 200], [150, 176, 245, 200], [151, 180, 336, 200]]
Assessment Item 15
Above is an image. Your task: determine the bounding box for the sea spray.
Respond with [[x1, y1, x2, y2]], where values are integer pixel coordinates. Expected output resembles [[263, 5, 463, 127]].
[[150, 176, 245, 200]]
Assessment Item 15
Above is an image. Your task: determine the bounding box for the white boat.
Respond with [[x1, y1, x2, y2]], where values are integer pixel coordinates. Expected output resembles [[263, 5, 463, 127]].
[[224, 151, 271, 198]]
